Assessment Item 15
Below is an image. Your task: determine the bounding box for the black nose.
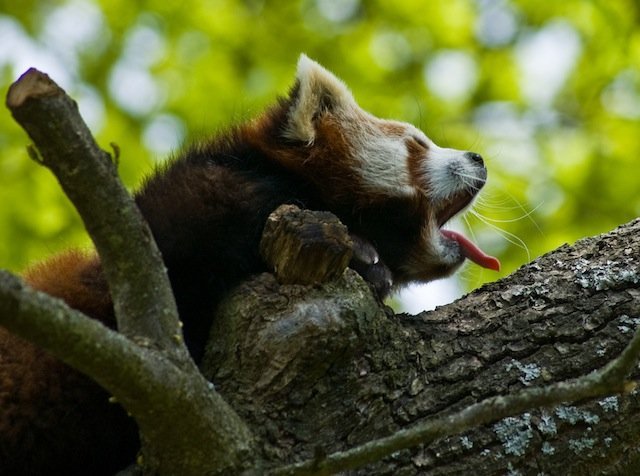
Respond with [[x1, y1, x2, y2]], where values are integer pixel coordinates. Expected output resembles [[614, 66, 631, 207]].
[[465, 152, 484, 166]]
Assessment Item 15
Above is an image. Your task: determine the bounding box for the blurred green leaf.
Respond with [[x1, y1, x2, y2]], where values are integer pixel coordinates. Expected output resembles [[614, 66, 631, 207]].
[[1, 0, 637, 300]]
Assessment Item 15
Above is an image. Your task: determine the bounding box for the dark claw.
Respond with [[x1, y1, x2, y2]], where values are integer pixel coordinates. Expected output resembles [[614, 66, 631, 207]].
[[350, 234, 380, 266], [349, 234, 393, 299]]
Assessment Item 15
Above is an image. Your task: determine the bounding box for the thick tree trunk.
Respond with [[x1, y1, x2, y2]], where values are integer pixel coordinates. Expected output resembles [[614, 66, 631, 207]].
[[201, 218, 640, 475]]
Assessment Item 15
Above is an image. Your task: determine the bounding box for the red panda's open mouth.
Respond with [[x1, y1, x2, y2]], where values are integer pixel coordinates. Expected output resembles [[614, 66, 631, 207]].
[[436, 192, 501, 272], [435, 192, 474, 228]]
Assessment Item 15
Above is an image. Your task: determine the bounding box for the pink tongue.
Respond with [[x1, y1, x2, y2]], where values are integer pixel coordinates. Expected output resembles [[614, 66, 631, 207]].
[[441, 229, 501, 271]]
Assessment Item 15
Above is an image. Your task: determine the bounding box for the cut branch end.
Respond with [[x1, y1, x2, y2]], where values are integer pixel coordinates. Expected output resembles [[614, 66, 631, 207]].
[[6, 68, 63, 109]]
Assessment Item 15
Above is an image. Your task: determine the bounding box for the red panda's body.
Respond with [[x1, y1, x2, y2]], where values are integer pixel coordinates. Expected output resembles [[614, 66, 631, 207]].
[[0, 56, 498, 474]]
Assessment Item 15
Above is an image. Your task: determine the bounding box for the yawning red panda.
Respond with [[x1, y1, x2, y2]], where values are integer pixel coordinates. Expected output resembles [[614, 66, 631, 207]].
[[0, 55, 499, 475]]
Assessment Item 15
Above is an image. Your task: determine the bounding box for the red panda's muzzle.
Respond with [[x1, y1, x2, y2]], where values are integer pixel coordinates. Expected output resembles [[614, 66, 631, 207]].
[[433, 162, 500, 272]]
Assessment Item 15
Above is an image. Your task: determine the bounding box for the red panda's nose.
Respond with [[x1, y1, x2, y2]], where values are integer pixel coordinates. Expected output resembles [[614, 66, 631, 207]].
[[465, 152, 484, 166]]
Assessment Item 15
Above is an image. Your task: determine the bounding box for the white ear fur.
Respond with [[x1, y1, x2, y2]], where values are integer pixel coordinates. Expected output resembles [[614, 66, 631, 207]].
[[284, 54, 356, 142]]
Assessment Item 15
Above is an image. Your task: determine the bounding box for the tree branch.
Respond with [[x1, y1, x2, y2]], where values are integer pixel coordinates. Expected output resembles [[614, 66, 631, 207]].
[[6, 68, 183, 358], [260, 204, 353, 285], [270, 328, 640, 475]]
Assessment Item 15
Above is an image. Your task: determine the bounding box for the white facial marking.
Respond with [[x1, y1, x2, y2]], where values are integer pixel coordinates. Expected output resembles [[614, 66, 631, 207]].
[[352, 122, 414, 197], [425, 142, 482, 200]]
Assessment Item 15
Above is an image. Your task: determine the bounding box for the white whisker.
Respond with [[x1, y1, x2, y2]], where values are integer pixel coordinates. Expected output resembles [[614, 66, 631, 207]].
[[455, 171, 484, 191], [477, 179, 544, 235], [472, 201, 543, 223], [469, 208, 531, 261]]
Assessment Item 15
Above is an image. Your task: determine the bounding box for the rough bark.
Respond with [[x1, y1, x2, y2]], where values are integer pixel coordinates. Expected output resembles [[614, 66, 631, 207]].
[[260, 204, 353, 285], [202, 218, 640, 475]]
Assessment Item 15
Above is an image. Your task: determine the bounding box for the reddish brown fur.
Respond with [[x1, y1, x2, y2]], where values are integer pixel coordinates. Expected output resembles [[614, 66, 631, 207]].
[[0, 252, 137, 475], [248, 111, 364, 206], [22, 251, 113, 325], [406, 137, 430, 193], [377, 122, 407, 136]]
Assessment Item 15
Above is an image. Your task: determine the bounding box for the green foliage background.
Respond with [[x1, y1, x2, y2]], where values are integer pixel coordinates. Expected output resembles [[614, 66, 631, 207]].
[[0, 0, 638, 296]]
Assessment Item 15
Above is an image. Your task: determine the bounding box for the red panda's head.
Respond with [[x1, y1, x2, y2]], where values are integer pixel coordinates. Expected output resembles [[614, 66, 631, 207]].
[[253, 54, 499, 286]]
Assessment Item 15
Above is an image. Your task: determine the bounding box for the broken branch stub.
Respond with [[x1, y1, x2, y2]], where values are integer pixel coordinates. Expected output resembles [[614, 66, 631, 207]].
[[260, 205, 353, 285]]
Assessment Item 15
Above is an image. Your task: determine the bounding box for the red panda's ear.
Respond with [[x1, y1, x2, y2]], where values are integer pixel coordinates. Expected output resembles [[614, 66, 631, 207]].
[[283, 54, 357, 143]]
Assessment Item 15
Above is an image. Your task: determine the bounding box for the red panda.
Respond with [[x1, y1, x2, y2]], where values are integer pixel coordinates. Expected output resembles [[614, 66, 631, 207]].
[[0, 55, 499, 475]]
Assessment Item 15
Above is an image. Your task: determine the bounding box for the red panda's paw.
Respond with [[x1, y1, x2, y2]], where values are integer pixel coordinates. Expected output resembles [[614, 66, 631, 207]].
[[349, 234, 393, 299]]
